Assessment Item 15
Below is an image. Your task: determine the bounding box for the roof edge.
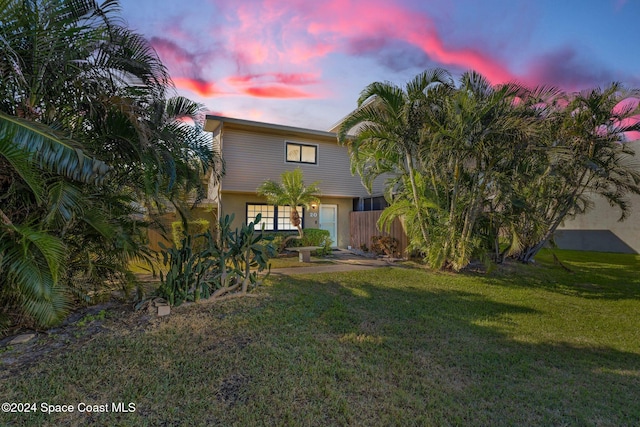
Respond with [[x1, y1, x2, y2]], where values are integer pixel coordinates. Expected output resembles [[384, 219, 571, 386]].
[[205, 114, 337, 140]]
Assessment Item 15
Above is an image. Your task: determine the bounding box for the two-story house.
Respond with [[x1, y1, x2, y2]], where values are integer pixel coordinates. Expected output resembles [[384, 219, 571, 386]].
[[193, 114, 639, 255], [203, 115, 387, 248]]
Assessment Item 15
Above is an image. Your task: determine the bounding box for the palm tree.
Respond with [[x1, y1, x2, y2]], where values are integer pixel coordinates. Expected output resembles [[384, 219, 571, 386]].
[[0, 113, 111, 327], [418, 71, 540, 269], [515, 83, 640, 262], [0, 0, 219, 328], [257, 168, 320, 239], [0, 0, 169, 121], [337, 69, 454, 249]]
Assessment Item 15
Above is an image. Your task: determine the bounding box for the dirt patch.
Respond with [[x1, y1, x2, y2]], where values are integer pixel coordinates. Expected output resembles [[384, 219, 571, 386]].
[[216, 373, 251, 406], [0, 298, 160, 379]]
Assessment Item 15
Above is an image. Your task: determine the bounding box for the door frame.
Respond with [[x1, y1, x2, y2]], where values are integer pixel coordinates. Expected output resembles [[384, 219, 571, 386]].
[[319, 204, 338, 247]]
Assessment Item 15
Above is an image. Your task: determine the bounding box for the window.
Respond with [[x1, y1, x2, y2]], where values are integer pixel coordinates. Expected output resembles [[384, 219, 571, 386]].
[[353, 196, 389, 212], [247, 204, 301, 231], [286, 142, 317, 164], [247, 204, 274, 230]]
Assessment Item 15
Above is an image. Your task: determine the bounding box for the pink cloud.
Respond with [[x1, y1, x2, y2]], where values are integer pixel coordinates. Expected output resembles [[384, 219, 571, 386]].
[[625, 131, 640, 141], [618, 114, 640, 142], [150, 36, 231, 97], [150, 37, 200, 70], [315, 0, 512, 83], [173, 77, 222, 97], [164, 0, 586, 101], [225, 72, 320, 98], [242, 85, 315, 98], [152, 0, 628, 104], [227, 72, 319, 86], [613, 97, 640, 115], [214, 0, 515, 85], [607, 98, 640, 141]]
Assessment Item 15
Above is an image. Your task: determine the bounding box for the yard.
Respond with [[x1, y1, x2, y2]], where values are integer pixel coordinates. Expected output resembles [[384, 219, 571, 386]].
[[1, 250, 639, 426]]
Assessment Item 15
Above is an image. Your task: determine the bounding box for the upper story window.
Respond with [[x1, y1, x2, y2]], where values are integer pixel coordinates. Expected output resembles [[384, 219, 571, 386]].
[[286, 142, 317, 164]]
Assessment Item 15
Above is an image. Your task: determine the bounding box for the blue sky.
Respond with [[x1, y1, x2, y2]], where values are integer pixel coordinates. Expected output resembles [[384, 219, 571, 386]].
[[119, 0, 640, 130]]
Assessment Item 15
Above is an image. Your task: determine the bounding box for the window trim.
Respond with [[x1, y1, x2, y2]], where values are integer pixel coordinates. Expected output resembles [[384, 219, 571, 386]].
[[284, 141, 318, 165], [246, 203, 304, 231]]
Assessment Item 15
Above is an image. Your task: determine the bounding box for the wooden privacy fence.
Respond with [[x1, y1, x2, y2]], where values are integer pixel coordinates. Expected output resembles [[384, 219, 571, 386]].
[[350, 210, 408, 256], [146, 209, 218, 252], [147, 213, 177, 252]]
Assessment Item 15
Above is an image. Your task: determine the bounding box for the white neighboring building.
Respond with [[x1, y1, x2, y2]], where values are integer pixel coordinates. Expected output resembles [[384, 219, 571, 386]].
[[555, 140, 640, 254]]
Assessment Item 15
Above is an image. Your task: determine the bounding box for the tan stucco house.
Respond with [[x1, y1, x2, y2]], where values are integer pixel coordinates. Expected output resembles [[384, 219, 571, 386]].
[[203, 115, 386, 248]]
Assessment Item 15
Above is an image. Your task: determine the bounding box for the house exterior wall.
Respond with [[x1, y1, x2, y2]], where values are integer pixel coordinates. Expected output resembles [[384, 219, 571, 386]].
[[556, 140, 640, 254], [219, 127, 384, 197], [220, 193, 352, 247], [205, 116, 390, 249], [556, 191, 640, 254]]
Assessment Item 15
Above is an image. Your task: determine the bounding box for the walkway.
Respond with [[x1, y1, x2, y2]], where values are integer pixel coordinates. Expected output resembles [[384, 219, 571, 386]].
[[270, 249, 399, 275]]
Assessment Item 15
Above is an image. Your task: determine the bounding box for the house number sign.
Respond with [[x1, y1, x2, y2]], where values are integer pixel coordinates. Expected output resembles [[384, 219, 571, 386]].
[[309, 212, 318, 217]]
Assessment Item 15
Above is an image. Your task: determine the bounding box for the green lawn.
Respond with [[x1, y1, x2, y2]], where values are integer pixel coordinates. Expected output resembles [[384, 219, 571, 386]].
[[128, 252, 334, 275], [1, 250, 639, 426]]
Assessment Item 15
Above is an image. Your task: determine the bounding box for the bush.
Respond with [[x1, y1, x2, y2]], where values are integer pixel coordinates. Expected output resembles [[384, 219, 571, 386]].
[[300, 228, 330, 246], [172, 219, 210, 250], [302, 228, 332, 256], [371, 235, 399, 257], [264, 231, 298, 251]]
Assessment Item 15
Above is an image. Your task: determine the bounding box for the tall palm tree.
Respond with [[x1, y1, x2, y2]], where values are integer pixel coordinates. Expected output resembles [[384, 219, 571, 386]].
[[0, 0, 219, 328], [0, 0, 168, 121], [257, 168, 320, 238], [515, 83, 640, 262], [337, 68, 454, 249], [419, 71, 540, 269]]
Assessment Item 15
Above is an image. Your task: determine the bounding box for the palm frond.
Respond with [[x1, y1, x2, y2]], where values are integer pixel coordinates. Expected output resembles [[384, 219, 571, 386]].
[[0, 112, 110, 184], [0, 224, 70, 326], [0, 132, 45, 202]]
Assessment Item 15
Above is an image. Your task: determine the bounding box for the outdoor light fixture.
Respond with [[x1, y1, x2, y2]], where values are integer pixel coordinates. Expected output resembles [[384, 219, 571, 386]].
[[311, 202, 318, 209]]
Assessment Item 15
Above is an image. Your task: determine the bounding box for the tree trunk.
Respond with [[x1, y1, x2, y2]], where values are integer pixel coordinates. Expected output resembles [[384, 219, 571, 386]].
[[0, 208, 12, 226], [519, 169, 591, 263], [290, 207, 303, 238], [405, 152, 430, 246]]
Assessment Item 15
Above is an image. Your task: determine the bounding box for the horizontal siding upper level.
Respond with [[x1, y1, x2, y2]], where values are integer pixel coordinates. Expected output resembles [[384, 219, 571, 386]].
[[220, 127, 384, 197]]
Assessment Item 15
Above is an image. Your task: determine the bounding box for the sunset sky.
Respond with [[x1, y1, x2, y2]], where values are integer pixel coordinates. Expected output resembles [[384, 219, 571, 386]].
[[119, 0, 640, 130]]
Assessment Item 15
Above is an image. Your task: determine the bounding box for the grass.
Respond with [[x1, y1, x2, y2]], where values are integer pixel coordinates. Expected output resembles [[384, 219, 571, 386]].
[[268, 254, 336, 269], [128, 253, 334, 274], [1, 249, 639, 426]]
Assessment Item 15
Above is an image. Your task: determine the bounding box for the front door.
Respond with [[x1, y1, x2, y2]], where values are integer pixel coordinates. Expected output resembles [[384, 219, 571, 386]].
[[319, 204, 337, 247]]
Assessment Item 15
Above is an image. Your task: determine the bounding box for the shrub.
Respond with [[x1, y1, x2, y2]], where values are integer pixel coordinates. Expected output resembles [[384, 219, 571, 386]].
[[264, 231, 299, 252], [300, 228, 330, 246], [371, 235, 399, 257], [302, 228, 333, 256], [172, 219, 210, 250], [316, 235, 333, 256]]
